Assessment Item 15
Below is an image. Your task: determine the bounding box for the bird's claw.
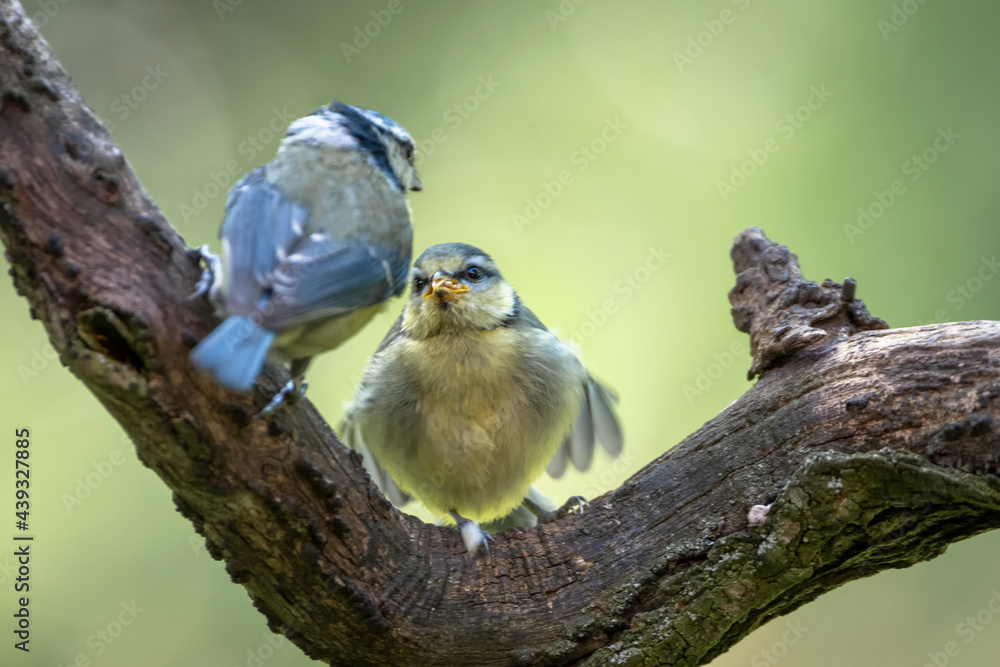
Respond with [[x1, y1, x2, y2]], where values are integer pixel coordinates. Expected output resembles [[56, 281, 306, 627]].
[[254, 379, 308, 420], [187, 244, 222, 303], [533, 495, 589, 525], [561, 495, 589, 515], [451, 513, 494, 562]]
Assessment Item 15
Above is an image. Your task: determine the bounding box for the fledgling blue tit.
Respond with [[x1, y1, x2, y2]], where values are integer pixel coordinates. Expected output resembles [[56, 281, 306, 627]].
[[342, 243, 623, 556], [189, 102, 422, 416]]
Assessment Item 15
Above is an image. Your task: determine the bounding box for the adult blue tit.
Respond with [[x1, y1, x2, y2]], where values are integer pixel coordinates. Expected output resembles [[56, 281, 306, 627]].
[[189, 102, 422, 416], [342, 243, 623, 556]]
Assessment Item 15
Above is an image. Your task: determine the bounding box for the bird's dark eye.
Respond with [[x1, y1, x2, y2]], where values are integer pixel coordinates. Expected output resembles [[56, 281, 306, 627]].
[[413, 276, 428, 291], [404, 143, 414, 163], [464, 267, 483, 281]]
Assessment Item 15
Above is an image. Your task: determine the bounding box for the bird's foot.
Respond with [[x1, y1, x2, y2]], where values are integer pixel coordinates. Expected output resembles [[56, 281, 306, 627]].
[[528, 495, 589, 525], [187, 244, 222, 303], [450, 511, 494, 561], [254, 379, 308, 420]]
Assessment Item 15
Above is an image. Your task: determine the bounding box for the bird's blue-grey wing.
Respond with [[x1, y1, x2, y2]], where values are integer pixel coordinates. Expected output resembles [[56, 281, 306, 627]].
[[547, 375, 622, 477], [587, 379, 623, 458], [220, 167, 307, 314], [260, 237, 410, 330], [513, 304, 623, 478]]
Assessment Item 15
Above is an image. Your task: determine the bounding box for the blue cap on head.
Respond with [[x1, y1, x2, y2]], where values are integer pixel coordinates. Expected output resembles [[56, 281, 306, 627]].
[[332, 102, 412, 144], [329, 102, 414, 192]]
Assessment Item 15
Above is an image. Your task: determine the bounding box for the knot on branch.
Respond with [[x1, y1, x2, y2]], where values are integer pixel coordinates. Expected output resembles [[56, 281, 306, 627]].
[[728, 227, 887, 379]]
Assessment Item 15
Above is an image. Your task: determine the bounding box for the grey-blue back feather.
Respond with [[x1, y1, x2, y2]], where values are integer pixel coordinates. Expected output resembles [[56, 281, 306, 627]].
[[189, 315, 276, 392], [261, 239, 409, 330], [221, 167, 307, 314]]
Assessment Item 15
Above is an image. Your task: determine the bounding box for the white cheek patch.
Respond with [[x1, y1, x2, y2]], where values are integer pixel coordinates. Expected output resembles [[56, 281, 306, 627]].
[[496, 282, 515, 315], [461, 281, 515, 330]]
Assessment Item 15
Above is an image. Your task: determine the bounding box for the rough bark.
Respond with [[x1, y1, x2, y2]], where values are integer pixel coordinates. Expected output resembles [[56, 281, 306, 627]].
[[2, 2, 1000, 666]]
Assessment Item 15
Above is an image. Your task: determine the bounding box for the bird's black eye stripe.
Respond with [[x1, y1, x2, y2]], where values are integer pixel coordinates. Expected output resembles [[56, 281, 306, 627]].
[[464, 266, 484, 281]]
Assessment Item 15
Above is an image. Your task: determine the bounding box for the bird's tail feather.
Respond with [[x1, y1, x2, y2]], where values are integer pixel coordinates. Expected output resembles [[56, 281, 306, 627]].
[[190, 316, 275, 392]]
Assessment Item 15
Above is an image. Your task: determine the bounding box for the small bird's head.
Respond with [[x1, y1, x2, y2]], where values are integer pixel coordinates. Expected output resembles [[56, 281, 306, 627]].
[[285, 102, 422, 193], [402, 243, 517, 338]]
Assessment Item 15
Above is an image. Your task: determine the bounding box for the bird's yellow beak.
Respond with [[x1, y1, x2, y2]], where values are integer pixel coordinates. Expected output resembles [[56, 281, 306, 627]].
[[424, 276, 469, 303]]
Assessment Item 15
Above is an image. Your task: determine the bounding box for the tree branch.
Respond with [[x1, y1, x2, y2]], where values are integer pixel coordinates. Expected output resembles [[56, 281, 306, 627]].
[[2, 2, 1000, 665]]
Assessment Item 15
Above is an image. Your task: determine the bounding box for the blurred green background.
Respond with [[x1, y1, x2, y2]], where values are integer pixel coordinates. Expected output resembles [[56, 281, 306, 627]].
[[1, 0, 999, 665]]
